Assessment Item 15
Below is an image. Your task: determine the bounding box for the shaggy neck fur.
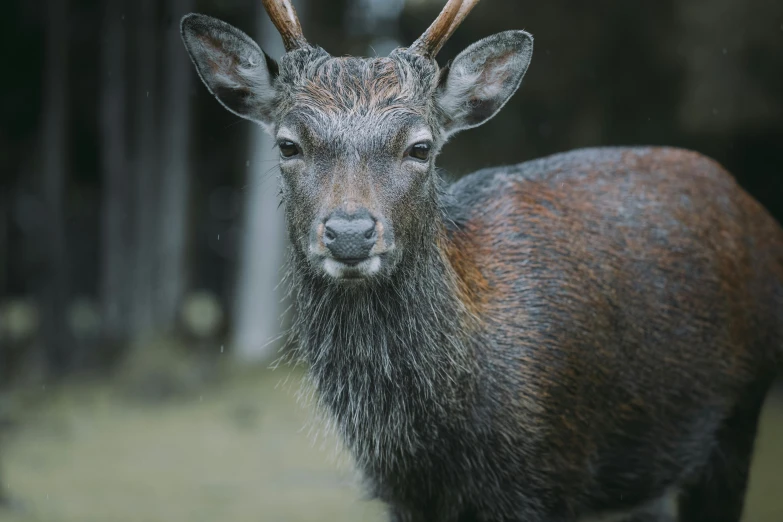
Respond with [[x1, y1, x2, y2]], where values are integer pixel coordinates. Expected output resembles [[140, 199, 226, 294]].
[[287, 209, 482, 475]]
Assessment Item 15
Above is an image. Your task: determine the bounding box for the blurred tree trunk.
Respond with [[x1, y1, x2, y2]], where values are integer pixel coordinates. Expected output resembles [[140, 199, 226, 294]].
[[0, 193, 7, 386], [100, 0, 132, 345], [0, 193, 7, 297], [154, 0, 194, 332], [231, 2, 305, 361], [130, 0, 159, 339], [38, 0, 72, 374]]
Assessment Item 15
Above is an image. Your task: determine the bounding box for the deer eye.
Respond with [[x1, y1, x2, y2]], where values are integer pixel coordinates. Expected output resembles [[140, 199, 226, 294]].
[[278, 140, 300, 159], [406, 142, 432, 162]]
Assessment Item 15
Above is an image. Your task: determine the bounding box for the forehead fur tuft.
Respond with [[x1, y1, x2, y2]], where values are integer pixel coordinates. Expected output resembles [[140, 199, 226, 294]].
[[277, 49, 440, 118]]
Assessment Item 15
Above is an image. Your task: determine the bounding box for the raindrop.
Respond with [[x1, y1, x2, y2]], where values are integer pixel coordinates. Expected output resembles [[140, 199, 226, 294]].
[[217, 234, 220, 240], [722, 48, 727, 55], [221, 345, 224, 353], [712, 108, 719, 115], [245, 160, 250, 168], [146, 91, 149, 98]]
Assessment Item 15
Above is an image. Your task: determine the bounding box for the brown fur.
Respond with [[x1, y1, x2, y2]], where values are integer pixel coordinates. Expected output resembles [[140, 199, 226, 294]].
[[182, 12, 782, 519], [442, 232, 492, 318], [437, 146, 783, 518]]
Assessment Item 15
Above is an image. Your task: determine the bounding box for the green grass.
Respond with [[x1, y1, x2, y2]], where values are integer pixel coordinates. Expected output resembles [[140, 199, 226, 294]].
[[0, 368, 386, 522], [0, 369, 781, 522], [744, 386, 783, 521]]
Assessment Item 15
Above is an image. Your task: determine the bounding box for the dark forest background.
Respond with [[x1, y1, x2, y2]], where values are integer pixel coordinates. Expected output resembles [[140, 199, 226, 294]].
[[0, 0, 782, 519], [1, 0, 782, 378]]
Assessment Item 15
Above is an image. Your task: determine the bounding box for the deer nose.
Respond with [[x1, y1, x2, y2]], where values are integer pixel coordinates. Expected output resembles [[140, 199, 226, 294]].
[[322, 210, 377, 263]]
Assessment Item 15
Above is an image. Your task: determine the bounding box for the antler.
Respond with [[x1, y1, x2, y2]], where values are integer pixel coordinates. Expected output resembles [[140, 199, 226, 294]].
[[409, 0, 481, 58], [261, 0, 309, 52]]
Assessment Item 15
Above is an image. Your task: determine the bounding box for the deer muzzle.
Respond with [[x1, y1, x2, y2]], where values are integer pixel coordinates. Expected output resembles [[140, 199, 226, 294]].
[[309, 207, 395, 280]]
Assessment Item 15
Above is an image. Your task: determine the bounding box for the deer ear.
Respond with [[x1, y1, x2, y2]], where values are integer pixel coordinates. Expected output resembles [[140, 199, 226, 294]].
[[436, 30, 533, 137], [181, 14, 278, 130]]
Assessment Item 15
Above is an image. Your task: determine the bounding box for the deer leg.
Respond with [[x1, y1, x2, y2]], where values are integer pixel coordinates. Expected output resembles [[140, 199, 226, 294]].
[[677, 392, 768, 522], [649, 510, 678, 521], [598, 491, 678, 522], [622, 500, 678, 522], [387, 505, 430, 522]]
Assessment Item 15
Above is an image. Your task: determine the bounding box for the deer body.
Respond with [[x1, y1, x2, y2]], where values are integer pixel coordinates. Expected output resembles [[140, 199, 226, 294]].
[[182, 2, 783, 520], [293, 145, 783, 522]]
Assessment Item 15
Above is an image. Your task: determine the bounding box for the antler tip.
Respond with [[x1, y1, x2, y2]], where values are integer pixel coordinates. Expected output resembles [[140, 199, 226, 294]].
[[409, 0, 481, 58], [261, 0, 310, 52]]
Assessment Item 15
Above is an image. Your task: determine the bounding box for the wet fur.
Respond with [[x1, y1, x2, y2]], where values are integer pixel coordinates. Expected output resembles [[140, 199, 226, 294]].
[[285, 146, 783, 522], [181, 14, 783, 522]]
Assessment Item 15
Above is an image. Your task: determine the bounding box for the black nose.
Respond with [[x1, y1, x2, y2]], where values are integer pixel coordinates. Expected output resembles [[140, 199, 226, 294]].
[[323, 209, 377, 263]]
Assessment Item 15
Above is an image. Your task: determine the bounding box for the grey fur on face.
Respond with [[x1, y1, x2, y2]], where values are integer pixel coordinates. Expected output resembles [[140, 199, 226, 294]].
[[181, 13, 533, 283], [181, 10, 535, 519]]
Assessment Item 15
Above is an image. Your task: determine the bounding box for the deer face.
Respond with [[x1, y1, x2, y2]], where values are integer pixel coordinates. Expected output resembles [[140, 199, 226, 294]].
[[181, 3, 532, 282]]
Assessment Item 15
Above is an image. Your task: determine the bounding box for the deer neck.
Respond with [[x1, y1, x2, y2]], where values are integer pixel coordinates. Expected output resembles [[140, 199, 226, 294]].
[[288, 223, 483, 470]]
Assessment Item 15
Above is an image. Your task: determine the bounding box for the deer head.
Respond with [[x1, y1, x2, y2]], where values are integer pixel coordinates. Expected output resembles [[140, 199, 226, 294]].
[[181, 0, 533, 283]]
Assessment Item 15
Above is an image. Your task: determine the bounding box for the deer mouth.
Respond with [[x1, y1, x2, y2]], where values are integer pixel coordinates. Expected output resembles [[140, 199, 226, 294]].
[[323, 255, 382, 280]]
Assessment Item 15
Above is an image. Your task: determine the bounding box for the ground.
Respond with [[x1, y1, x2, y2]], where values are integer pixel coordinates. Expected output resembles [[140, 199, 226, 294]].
[[0, 368, 781, 522]]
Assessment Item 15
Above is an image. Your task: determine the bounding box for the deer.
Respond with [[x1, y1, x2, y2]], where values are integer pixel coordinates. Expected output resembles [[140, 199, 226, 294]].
[[181, 1, 783, 520]]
